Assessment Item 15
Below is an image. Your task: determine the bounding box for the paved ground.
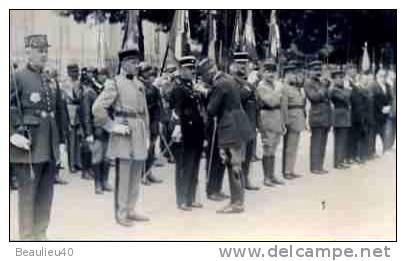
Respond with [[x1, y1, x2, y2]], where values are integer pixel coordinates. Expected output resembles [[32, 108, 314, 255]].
[[9, 131, 396, 241]]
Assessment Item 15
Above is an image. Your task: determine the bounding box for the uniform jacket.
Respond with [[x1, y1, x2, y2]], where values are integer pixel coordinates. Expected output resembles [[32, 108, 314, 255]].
[[256, 80, 286, 134], [370, 81, 393, 125], [304, 78, 332, 128], [92, 74, 150, 160], [207, 72, 255, 148], [234, 76, 257, 130], [145, 82, 162, 137], [10, 64, 65, 163], [282, 82, 306, 132], [330, 85, 352, 128], [61, 78, 82, 127], [169, 76, 205, 149], [350, 86, 369, 134]]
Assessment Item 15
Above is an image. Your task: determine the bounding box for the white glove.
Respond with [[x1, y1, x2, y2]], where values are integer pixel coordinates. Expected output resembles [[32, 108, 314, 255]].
[[10, 134, 31, 150], [172, 111, 179, 120], [382, 106, 391, 114], [112, 124, 130, 135], [171, 125, 182, 142], [59, 144, 66, 153], [86, 135, 94, 143]]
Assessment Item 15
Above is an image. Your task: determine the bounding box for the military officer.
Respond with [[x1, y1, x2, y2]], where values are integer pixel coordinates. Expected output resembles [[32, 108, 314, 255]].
[[330, 68, 352, 169], [304, 61, 332, 174], [231, 52, 259, 190], [92, 49, 150, 227], [10, 35, 66, 240], [256, 60, 286, 186], [281, 61, 306, 180], [198, 58, 255, 214], [81, 69, 113, 194], [349, 73, 370, 164], [61, 63, 82, 173], [170, 56, 206, 211]]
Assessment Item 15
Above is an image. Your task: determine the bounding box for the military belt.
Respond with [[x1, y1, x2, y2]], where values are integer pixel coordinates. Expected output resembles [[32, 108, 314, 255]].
[[261, 105, 280, 111], [114, 111, 145, 118], [24, 109, 55, 118]]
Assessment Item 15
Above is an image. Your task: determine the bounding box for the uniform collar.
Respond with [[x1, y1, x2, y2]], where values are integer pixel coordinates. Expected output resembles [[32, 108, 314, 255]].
[[27, 63, 44, 74]]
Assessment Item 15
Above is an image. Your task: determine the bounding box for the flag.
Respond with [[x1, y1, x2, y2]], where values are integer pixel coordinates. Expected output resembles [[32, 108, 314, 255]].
[[121, 10, 141, 51], [242, 10, 257, 59], [232, 10, 243, 51], [167, 10, 191, 62], [267, 10, 281, 60], [208, 11, 217, 64], [361, 42, 370, 72], [96, 23, 106, 68]]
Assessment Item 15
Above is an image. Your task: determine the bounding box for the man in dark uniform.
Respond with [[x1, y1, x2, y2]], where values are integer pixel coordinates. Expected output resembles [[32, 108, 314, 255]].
[[141, 62, 163, 185], [10, 35, 66, 240], [230, 52, 259, 190], [330, 68, 352, 169], [81, 69, 113, 194], [348, 73, 370, 164], [371, 69, 393, 155], [281, 61, 306, 179], [62, 64, 82, 173], [170, 56, 206, 211], [198, 58, 255, 214], [304, 61, 332, 174]]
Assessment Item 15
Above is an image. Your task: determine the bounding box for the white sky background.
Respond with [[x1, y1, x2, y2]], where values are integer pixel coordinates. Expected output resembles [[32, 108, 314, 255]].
[[3, 0, 403, 260]]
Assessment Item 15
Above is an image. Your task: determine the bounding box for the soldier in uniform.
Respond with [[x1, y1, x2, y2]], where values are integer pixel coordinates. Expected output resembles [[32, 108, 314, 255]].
[[61, 63, 82, 173], [230, 52, 259, 190], [92, 49, 150, 227], [81, 69, 113, 194], [281, 61, 306, 180], [198, 58, 255, 214], [304, 61, 332, 174], [256, 60, 286, 186], [170, 56, 206, 211], [371, 69, 394, 155], [330, 68, 352, 169], [10, 35, 66, 240], [349, 73, 370, 164]]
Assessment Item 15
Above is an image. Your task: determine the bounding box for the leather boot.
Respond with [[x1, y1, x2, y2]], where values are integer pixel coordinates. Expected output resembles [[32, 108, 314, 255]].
[[262, 156, 274, 187], [242, 161, 259, 190], [269, 156, 285, 185], [101, 161, 113, 192], [93, 165, 103, 195]]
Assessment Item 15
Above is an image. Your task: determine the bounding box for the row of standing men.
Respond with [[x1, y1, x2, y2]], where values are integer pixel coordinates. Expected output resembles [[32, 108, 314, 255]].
[[10, 35, 396, 240]]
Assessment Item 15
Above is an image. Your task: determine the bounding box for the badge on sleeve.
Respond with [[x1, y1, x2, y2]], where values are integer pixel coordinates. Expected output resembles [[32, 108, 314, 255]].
[[30, 92, 41, 104]]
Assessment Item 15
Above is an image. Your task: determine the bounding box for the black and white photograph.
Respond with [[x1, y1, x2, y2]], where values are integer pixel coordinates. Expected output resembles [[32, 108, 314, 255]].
[[9, 8, 396, 244]]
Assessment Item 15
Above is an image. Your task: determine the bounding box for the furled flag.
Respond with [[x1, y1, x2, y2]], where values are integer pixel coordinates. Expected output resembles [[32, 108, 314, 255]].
[[167, 10, 191, 62], [361, 42, 371, 72], [96, 23, 106, 68], [121, 10, 141, 52], [208, 11, 217, 65], [267, 10, 281, 60], [232, 10, 244, 52], [242, 10, 257, 60]]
